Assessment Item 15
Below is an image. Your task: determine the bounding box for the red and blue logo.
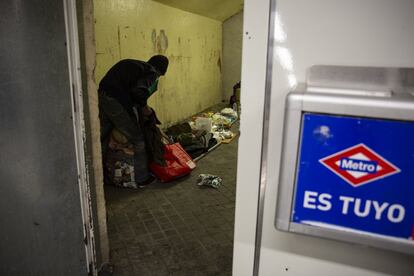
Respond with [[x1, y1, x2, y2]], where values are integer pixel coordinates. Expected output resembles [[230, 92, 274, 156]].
[[319, 143, 401, 187]]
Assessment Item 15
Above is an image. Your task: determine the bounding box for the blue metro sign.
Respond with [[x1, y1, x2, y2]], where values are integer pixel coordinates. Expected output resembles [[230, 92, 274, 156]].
[[292, 113, 414, 240]]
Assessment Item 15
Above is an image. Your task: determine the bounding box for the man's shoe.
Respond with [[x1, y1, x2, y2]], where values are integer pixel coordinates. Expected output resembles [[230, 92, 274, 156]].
[[137, 175, 157, 188]]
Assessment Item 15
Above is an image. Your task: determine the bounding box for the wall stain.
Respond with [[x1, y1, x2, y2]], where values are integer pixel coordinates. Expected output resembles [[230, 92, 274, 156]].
[[158, 30, 168, 53], [151, 29, 157, 52], [217, 55, 222, 73], [151, 29, 169, 54], [117, 26, 122, 58]]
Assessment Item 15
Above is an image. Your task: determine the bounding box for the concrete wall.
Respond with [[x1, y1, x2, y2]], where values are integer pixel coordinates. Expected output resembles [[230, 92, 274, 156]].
[[94, 0, 223, 127], [222, 11, 243, 101]]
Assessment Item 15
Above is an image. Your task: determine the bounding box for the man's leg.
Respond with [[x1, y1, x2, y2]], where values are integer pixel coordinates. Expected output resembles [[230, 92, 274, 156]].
[[98, 94, 151, 183]]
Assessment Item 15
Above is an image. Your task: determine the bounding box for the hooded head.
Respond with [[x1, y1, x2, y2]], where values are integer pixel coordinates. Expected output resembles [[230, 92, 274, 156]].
[[147, 55, 169, 76]]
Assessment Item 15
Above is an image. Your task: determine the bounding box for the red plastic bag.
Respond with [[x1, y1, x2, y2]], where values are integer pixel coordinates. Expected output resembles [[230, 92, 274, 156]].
[[149, 143, 196, 182]]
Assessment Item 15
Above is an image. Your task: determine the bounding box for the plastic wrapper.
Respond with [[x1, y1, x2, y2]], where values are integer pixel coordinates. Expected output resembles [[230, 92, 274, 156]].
[[195, 117, 212, 132], [197, 174, 222, 189]]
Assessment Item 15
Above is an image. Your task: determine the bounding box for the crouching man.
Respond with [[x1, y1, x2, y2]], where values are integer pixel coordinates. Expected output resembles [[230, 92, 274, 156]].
[[98, 55, 169, 187]]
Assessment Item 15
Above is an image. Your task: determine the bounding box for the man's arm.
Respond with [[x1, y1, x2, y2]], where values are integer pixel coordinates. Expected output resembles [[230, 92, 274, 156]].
[[141, 105, 153, 116], [130, 72, 159, 107], [131, 84, 154, 117], [130, 84, 148, 107]]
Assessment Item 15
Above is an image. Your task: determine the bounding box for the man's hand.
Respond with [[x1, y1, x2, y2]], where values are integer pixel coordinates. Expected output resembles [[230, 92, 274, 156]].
[[142, 105, 153, 116]]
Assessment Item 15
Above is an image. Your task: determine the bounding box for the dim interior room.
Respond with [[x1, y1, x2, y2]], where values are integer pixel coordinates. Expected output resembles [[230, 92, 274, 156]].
[[80, 0, 244, 274]]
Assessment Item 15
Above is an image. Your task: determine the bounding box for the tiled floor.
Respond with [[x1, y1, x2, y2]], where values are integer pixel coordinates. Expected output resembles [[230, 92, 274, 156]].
[[104, 125, 238, 275]]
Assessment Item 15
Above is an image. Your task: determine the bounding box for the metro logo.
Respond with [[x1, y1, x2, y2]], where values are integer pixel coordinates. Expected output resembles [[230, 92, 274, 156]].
[[339, 158, 378, 173], [319, 143, 401, 187]]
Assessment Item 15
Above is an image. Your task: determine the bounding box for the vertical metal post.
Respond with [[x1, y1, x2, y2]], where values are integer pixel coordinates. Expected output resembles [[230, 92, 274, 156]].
[[253, 0, 277, 275]]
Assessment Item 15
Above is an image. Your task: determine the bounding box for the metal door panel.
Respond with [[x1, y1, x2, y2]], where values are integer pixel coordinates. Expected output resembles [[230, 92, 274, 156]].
[[0, 0, 87, 274]]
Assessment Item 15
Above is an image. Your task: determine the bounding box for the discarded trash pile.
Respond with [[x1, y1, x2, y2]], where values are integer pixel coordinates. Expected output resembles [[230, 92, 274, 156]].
[[166, 107, 239, 160], [105, 107, 238, 188]]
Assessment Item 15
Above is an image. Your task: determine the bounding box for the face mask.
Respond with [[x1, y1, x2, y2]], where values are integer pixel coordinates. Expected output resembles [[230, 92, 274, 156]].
[[148, 78, 159, 96]]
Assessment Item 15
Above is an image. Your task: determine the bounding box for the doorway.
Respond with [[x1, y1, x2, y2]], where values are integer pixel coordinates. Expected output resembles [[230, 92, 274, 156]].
[[81, 0, 245, 274]]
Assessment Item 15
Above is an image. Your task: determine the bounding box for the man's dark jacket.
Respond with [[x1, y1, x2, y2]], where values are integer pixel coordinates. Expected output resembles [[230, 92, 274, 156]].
[[98, 59, 159, 117]]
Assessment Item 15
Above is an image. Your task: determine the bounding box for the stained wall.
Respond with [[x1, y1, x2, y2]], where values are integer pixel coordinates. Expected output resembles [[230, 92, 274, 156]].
[[94, 0, 223, 127], [222, 11, 243, 101]]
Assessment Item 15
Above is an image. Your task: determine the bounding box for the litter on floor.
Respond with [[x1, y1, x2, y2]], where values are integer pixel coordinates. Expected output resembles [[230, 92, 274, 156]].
[[104, 103, 239, 275], [105, 120, 238, 275]]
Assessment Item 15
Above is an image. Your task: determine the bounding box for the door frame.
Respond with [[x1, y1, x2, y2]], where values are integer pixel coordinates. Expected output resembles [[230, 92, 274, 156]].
[[64, 0, 97, 274]]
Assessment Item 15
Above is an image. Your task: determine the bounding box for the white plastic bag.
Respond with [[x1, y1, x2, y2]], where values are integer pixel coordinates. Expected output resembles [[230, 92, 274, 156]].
[[195, 117, 212, 132], [221, 107, 238, 119]]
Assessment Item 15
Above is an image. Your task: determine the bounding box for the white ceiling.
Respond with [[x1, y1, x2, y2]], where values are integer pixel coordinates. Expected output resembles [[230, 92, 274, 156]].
[[152, 0, 243, 22]]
